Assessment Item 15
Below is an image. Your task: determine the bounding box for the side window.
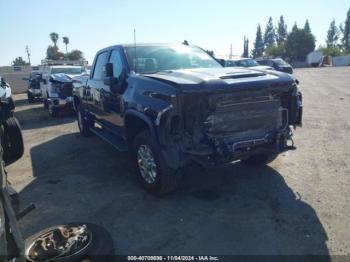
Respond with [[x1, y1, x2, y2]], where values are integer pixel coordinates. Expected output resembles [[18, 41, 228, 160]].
[[92, 51, 109, 80], [109, 50, 123, 78]]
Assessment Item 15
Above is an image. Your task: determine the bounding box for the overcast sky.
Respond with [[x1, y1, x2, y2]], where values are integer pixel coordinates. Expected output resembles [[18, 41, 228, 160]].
[[0, 0, 349, 66]]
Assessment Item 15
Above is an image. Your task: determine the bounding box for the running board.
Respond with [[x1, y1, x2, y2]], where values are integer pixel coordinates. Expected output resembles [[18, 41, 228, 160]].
[[90, 127, 128, 152]]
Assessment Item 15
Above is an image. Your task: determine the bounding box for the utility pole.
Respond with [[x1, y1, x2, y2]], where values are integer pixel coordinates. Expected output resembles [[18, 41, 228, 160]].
[[229, 44, 233, 59], [243, 36, 249, 58], [25, 45, 31, 65]]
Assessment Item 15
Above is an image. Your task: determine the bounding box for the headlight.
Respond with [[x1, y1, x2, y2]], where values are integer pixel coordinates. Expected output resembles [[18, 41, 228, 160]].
[[0, 94, 7, 103], [0, 86, 11, 103]]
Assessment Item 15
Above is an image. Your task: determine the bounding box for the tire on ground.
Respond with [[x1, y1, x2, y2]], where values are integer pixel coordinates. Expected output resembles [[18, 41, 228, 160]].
[[77, 105, 93, 137], [44, 99, 49, 109], [132, 130, 181, 195], [48, 105, 59, 117], [2, 117, 24, 165], [24, 223, 114, 262], [241, 153, 278, 167], [27, 92, 34, 103]]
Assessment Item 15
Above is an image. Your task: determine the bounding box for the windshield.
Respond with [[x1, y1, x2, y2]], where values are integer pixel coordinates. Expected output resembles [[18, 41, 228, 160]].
[[125, 45, 222, 74], [225, 60, 237, 67], [235, 59, 259, 67], [51, 67, 85, 75], [274, 58, 288, 66]]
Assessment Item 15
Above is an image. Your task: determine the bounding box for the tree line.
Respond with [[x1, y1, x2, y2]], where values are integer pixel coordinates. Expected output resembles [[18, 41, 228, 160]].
[[46, 32, 84, 61], [12, 32, 84, 66], [251, 7, 350, 61]]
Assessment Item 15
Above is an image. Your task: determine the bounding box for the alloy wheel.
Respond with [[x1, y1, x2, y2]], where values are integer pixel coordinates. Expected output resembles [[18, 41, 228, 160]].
[[137, 144, 157, 184]]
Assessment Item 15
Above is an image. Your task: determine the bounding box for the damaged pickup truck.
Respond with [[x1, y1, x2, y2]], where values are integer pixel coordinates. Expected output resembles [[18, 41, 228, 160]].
[[73, 43, 302, 195], [41, 65, 87, 117]]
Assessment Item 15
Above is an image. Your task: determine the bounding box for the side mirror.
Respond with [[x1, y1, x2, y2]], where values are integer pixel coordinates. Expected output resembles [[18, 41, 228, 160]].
[[42, 79, 47, 85], [22, 77, 30, 81], [105, 62, 113, 77], [103, 62, 120, 93]]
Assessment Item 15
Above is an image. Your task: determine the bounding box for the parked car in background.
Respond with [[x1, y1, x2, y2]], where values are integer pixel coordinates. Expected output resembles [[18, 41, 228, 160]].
[[0, 77, 24, 165], [0, 76, 25, 261], [23, 71, 43, 103], [225, 58, 273, 71], [257, 58, 293, 74], [0, 138, 24, 262], [73, 43, 303, 195], [41, 64, 87, 117]]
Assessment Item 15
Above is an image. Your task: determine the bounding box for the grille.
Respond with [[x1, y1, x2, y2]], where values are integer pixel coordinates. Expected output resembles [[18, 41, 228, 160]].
[[204, 97, 282, 141], [58, 83, 73, 99]]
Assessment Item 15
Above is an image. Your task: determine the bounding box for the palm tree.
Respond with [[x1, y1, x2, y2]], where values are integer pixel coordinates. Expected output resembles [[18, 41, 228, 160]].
[[50, 32, 59, 47], [63, 37, 69, 54]]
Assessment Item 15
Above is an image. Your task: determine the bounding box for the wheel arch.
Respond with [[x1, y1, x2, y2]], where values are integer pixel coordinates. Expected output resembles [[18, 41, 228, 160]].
[[124, 110, 157, 146]]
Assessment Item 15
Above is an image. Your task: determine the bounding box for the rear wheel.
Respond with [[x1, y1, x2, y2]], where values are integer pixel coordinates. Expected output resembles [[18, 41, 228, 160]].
[[77, 105, 93, 137], [241, 153, 278, 167], [132, 130, 181, 195], [2, 117, 24, 165]]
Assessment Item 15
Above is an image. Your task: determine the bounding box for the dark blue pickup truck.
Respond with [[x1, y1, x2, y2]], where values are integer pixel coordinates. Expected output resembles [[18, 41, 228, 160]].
[[72, 43, 303, 195]]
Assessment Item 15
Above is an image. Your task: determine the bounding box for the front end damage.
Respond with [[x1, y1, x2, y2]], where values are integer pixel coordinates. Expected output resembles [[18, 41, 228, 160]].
[[48, 74, 74, 110], [157, 81, 302, 168]]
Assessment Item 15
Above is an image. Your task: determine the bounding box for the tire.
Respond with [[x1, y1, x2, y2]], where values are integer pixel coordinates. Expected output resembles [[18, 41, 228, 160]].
[[77, 105, 93, 137], [48, 105, 59, 117], [24, 223, 114, 262], [27, 93, 34, 103], [241, 153, 278, 167], [132, 130, 181, 195], [43, 99, 48, 109], [2, 117, 24, 165]]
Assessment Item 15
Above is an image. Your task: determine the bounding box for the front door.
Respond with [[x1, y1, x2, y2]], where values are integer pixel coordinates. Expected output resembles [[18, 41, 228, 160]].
[[87, 51, 110, 122], [99, 48, 125, 133]]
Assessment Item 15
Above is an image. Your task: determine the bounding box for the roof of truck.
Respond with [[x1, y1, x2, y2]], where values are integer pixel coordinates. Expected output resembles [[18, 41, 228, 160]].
[[97, 43, 191, 53], [49, 65, 83, 68]]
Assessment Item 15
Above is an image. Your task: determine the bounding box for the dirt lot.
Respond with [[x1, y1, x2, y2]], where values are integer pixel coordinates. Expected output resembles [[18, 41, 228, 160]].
[[6, 67, 350, 257]]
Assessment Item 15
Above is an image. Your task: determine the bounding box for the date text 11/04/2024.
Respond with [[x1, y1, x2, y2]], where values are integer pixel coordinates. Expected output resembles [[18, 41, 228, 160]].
[[127, 256, 220, 261]]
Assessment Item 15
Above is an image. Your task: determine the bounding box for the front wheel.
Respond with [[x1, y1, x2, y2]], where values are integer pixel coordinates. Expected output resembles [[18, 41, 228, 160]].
[[241, 153, 278, 167], [43, 98, 48, 109], [2, 117, 24, 165], [27, 92, 34, 103], [132, 130, 181, 195], [77, 105, 93, 137], [48, 105, 59, 117]]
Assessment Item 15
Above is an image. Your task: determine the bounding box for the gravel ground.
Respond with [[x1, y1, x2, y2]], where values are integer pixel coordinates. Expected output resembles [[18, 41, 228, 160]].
[[6, 67, 350, 258]]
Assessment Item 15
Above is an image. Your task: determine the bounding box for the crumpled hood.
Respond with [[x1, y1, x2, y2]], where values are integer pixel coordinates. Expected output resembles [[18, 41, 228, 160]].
[[251, 65, 274, 70], [143, 67, 295, 93], [50, 73, 76, 83]]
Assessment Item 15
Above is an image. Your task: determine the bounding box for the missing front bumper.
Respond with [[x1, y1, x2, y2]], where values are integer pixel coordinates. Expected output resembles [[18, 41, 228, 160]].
[[47, 97, 73, 108], [185, 128, 295, 168]]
